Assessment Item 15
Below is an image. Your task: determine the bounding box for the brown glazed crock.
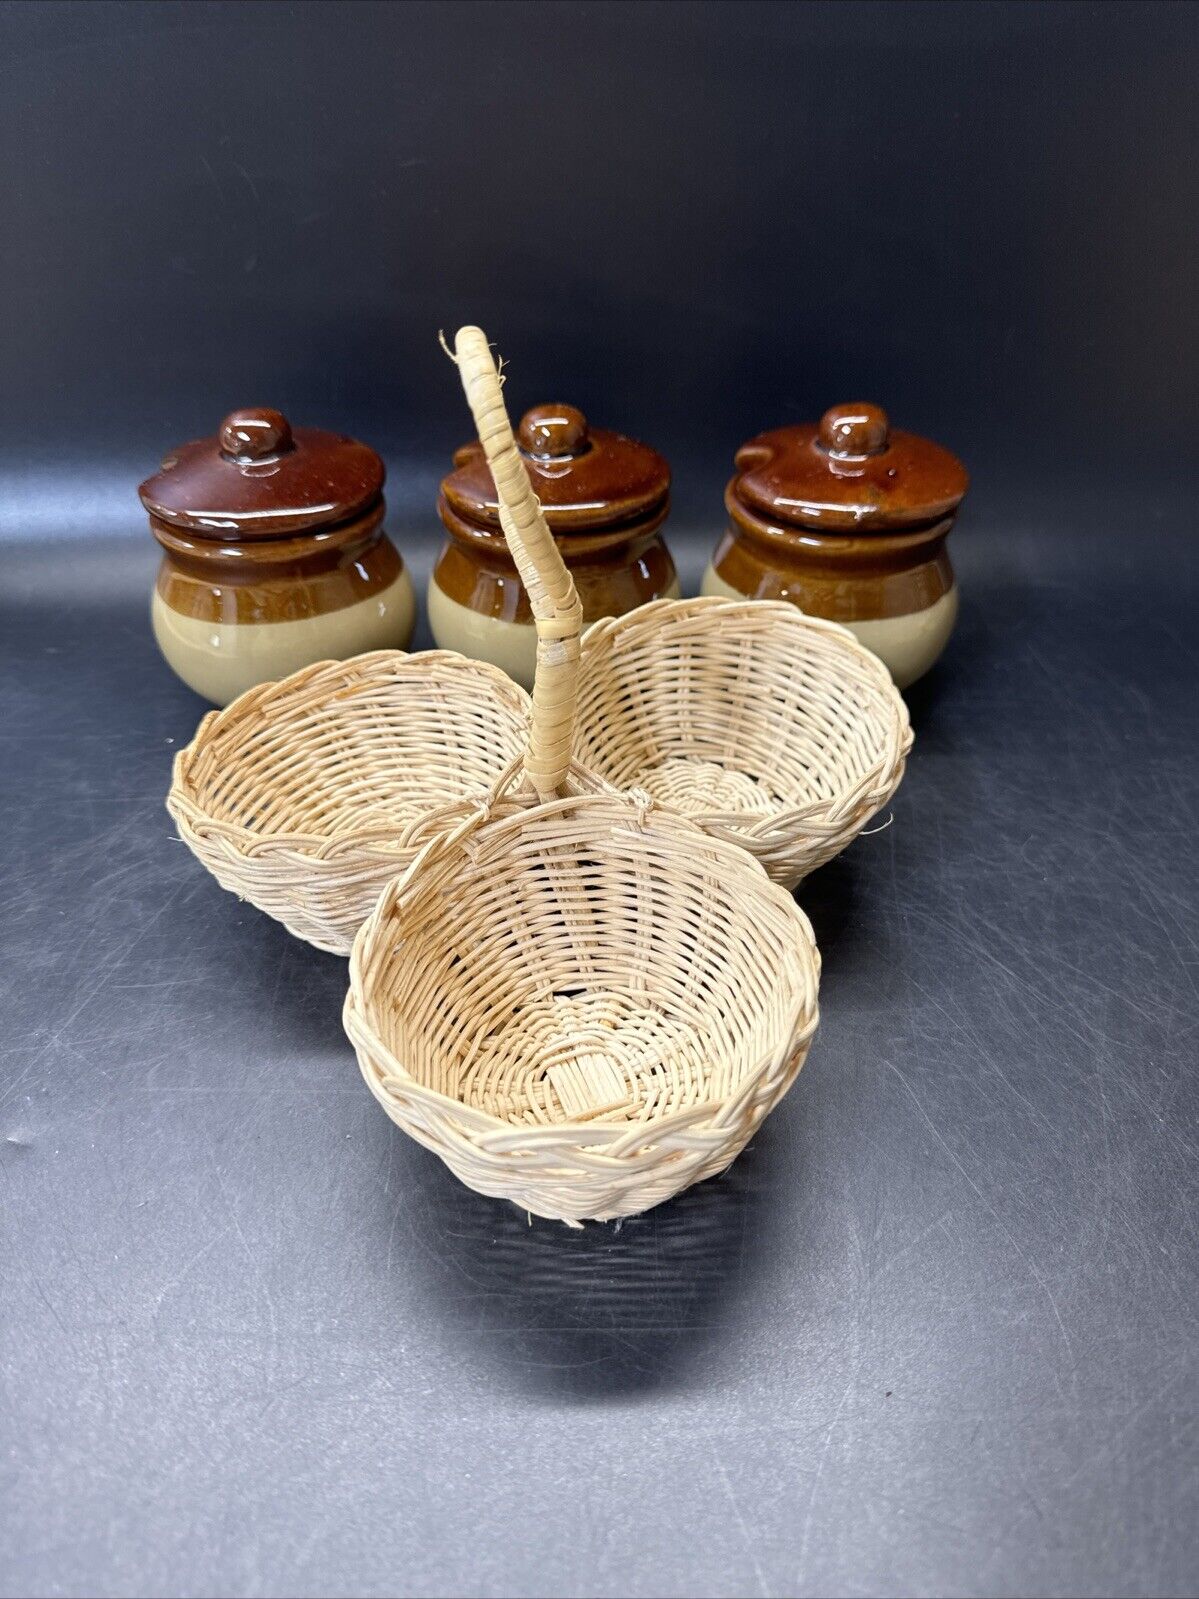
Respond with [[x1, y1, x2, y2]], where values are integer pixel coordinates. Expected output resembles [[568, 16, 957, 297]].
[[703, 403, 968, 687], [428, 402, 677, 687], [141, 407, 415, 705]]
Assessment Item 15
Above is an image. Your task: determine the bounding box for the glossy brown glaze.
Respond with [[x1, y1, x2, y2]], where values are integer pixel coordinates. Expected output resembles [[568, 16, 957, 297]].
[[715, 404, 968, 623], [444, 402, 669, 531], [518, 402, 590, 458], [144, 409, 403, 625], [436, 519, 677, 624], [153, 506, 403, 624], [713, 506, 954, 622], [733, 403, 968, 534], [433, 402, 676, 621], [140, 406, 385, 538]]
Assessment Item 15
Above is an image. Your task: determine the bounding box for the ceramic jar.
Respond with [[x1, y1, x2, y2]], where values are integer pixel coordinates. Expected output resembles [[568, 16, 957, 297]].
[[703, 403, 969, 688], [429, 402, 677, 687], [141, 407, 415, 705]]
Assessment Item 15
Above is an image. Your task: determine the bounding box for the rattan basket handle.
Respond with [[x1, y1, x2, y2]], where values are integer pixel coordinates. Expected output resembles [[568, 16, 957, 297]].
[[452, 325, 583, 799]]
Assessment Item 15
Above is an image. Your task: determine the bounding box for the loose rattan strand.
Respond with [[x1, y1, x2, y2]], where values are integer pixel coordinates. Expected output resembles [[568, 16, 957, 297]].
[[344, 328, 822, 1222], [575, 596, 914, 890]]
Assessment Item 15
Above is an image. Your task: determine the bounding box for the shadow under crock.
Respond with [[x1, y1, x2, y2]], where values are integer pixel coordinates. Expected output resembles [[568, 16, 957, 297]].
[[376, 1119, 797, 1404], [900, 657, 950, 735], [901, 643, 960, 737], [898, 576, 989, 740]]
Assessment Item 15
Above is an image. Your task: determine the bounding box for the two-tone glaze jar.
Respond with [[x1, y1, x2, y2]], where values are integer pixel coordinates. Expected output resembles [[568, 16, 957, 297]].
[[703, 403, 969, 688], [141, 408, 415, 705], [429, 403, 677, 688]]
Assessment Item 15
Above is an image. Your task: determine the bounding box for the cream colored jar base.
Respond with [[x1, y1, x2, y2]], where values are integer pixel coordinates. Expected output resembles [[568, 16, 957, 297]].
[[428, 576, 681, 689], [700, 564, 958, 690], [153, 567, 416, 706]]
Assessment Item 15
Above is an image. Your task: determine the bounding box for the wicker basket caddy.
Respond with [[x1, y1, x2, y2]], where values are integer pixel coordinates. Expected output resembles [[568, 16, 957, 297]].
[[343, 327, 821, 1223], [167, 650, 530, 955], [575, 596, 914, 891]]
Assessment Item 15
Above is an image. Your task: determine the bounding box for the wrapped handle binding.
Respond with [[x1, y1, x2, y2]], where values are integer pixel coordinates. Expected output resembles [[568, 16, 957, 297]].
[[452, 325, 583, 800]]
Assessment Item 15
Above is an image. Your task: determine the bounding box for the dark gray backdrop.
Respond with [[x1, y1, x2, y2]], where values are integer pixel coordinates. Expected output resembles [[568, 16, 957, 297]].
[[2, 5, 1197, 1599], [1, 0, 1195, 531]]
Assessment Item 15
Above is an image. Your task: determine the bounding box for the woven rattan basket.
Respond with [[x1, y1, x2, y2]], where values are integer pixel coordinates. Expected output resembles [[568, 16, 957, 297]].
[[167, 649, 531, 954], [343, 327, 821, 1223], [575, 596, 914, 891]]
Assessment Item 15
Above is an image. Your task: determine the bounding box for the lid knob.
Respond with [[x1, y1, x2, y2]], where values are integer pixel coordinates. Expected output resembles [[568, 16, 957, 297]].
[[219, 407, 294, 461], [819, 402, 889, 458], [519, 403, 589, 459]]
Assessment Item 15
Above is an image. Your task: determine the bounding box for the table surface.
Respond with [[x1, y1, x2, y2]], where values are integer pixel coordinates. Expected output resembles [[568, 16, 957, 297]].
[[2, 489, 1197, 1599]]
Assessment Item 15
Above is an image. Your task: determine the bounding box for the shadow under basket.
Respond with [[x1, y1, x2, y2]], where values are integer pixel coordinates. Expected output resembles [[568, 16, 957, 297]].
[[576, 597, 913, 891], [344, 787, 821, 1224], [167, 649, 531, 955]]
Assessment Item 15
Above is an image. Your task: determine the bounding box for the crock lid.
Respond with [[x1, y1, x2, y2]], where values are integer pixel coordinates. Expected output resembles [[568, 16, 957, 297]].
[[730, 403, 968, 533], [139, 407, 385, 538], [442, 403, 669, 532]]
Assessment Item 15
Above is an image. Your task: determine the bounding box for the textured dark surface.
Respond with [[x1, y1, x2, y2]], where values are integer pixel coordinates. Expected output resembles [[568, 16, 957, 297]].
[[2, 491, 1198, 1599]]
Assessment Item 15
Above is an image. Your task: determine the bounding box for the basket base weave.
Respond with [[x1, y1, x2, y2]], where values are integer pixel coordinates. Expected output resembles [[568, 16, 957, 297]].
[[635, 756, 782, 819], [449, 990, 746, 1127]]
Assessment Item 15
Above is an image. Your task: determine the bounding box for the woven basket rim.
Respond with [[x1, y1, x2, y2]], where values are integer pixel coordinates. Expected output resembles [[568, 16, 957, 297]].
[[345, 989, 819, 1152], [584, 592, 892, 652], [167, 788, 451, 862], [345, 786, 821, 1147], [345, 978, 819, 1149], [582, 594, 909, 697], [169, 647, 532, 860]]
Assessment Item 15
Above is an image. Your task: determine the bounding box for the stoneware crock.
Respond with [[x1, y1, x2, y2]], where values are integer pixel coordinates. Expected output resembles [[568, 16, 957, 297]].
[[429, 402, 678, 688], [141, 407, 415, 705], [702, 403, 969, 688]]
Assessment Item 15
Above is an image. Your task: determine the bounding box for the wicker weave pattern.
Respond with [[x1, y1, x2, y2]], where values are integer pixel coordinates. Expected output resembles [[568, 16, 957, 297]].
[[342, 328, 821, 1223], [168, 650, 531, 954], [575, 596, 913, 890], [345, 788, 821, 1222]]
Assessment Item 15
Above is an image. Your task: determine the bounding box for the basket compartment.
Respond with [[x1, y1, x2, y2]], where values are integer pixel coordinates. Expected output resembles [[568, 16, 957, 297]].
[[576, 597, 913, 889], [346, 792, 820, 1222], [168, 650, 531, 954]]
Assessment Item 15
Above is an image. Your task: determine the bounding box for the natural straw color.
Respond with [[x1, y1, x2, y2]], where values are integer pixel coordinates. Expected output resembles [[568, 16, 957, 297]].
[[450, 325, 583, 799], [167, 650, 531, 955], [575, 596, 914, 890], [344, 327, 821, 1222], [345, 788, 821, 1222]]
